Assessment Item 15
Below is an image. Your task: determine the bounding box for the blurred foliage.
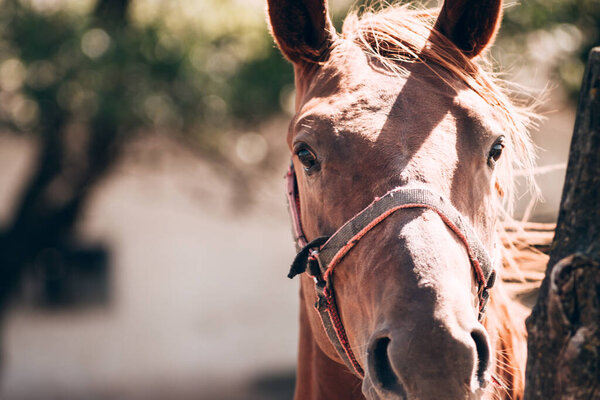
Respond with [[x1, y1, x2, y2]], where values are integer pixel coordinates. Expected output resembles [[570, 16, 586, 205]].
[[500, 0, 599, 101], [0, 0, 293, 155]]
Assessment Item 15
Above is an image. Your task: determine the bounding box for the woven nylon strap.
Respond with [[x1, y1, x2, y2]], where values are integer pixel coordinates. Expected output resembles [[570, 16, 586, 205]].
[[286, 162, 496, 378]]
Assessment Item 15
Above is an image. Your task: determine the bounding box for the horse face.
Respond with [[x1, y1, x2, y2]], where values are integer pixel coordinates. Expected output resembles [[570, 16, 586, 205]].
[[269, 1, 506, 398]]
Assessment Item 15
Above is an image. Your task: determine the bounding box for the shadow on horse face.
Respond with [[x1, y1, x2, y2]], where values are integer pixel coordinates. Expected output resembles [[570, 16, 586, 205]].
[[268, 0, 511, 399]]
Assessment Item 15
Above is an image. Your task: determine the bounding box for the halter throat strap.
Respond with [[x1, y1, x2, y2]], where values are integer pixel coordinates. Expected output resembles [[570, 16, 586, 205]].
[[285, 162, 496, 378]]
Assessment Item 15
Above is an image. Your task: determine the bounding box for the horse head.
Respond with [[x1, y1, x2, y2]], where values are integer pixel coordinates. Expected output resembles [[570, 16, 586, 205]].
[[268, 1, 534, 398]]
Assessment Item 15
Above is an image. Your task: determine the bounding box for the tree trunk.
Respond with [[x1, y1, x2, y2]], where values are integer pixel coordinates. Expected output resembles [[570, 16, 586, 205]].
[[0, 0, 130, 315], [524, 48, 600, 399]]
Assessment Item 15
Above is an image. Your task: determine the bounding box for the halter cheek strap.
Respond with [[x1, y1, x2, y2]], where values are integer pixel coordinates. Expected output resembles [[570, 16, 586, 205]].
[[285, 162, 496, 378]]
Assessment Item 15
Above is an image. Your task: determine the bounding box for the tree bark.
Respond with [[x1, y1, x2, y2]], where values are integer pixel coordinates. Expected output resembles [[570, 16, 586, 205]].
[[524, 48, 600, 399]]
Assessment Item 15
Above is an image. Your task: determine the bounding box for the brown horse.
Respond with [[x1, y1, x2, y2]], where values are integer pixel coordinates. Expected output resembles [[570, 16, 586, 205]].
[[268, 1, 544, 399]]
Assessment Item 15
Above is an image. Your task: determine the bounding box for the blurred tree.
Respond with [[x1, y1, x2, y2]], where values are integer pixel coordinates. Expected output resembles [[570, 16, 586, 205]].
[[0, 0, 293, 331]]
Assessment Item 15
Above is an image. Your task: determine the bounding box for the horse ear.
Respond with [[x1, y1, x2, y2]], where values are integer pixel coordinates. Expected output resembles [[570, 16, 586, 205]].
[[434, 0, 503, 58], [267, 0, 336, 64]]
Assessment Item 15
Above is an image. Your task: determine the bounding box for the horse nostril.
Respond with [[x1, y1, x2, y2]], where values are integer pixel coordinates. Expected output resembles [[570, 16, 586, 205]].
[[368, 336, 407, 396], [372, 337, 395, 389], [471, 329, 491, 387]]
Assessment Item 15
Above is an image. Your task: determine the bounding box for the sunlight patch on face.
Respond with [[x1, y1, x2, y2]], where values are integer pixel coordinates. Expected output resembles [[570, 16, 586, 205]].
[[402, 112, 460, 191]]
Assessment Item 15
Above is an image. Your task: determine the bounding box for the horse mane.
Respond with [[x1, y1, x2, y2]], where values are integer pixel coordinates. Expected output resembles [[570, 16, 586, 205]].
[[341, 4, 549, 399], [484, 221, 552, 399]]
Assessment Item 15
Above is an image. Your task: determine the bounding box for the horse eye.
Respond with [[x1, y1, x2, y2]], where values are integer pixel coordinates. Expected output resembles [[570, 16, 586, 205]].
[[296, 148, 318, 171], [488, 136, 505, 167]]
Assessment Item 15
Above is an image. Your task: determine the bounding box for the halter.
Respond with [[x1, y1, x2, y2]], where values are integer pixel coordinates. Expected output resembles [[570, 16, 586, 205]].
[[286, 162, 497, 378]]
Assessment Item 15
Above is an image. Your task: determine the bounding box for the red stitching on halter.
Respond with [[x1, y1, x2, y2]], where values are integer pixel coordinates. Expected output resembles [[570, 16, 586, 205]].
[[321, 203, 487, 307], [321, 288, 365, 376], [322, 203, 485, 287], [286, 168, 308, 248]]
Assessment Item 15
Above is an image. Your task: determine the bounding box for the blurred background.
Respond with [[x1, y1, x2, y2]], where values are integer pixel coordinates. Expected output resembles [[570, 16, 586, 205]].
[[0, 0, 597, 399]]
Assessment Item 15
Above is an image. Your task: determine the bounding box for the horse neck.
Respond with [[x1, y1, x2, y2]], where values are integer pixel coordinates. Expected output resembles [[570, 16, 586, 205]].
[[295, 286, 365, 400]]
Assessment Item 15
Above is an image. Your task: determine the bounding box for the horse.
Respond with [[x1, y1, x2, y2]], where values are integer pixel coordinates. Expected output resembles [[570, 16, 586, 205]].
[[267, 1, 546, 398]]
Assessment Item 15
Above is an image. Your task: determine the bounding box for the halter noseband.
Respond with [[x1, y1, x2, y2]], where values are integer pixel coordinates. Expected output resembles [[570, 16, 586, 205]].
[[286, 162, 497, 378]]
